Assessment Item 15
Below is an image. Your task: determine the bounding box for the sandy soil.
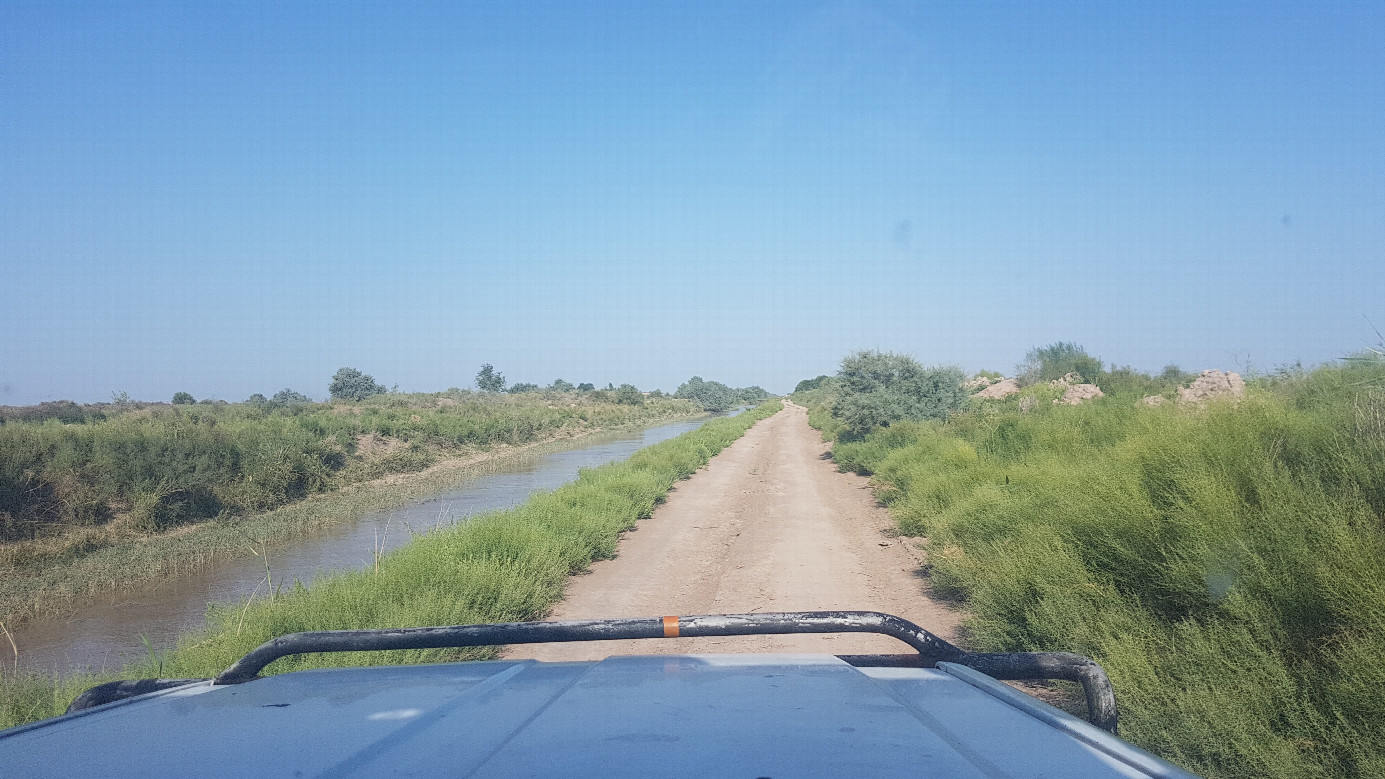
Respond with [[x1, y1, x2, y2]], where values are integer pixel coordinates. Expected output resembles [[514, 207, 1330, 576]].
[[506, 401, 962, 660]]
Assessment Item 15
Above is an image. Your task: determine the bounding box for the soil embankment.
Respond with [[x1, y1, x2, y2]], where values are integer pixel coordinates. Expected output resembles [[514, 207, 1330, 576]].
[[507, 402, 960, 659]]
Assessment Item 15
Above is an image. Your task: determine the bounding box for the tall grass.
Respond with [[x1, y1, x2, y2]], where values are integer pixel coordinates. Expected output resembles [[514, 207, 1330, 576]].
[[820, 361, 1385, 778], [0, 392, 698, 543], [0, 400, 781, 729]]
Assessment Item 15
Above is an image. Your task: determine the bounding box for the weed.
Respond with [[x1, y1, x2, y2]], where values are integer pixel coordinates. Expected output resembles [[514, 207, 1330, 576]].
[[815, 358, 1385, 778]]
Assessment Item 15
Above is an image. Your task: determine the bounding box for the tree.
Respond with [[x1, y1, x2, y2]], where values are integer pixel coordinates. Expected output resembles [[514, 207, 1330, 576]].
[[246, 393, 268, 406], [675, 376, 737, 412], [614, 384, 645, 405], [832, 351, 966, 437], [507, 382, 539, 394], [476, 364, 506, 392], [271, 388, 313, 405], [1016, 342, 1102, 385], [549, 378, 574, 392], [172, 392, 196, 405], [576, 382, 595, 392], [736, 385, 770, 404], [794, 375, 831, 393], [329, 367, 386, 401]]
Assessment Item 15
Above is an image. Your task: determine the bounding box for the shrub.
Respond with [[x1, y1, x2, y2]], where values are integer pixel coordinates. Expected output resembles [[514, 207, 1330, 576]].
[[507, 383, 539, 394], [831, 351, 967, 437], [737, 385, 771, 404], [614, 384, 645, 406], [329, 367, 386, 402], [576, 383, 595, 392], [794, 375, 832, 393], [171, 392, 196, 405], [548, 379, 574, 392], [1017, 342, 1103, 385], [270, 388, 313, 406], [675, 376, 736, 412]]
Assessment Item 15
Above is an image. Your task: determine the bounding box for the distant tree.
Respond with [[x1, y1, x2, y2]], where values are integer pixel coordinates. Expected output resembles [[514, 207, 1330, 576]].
[[832, 351, 967, 437], [647, 389, 665, 399], [1159, 364, 1193, 386], [271, 388, 313, 405], [549, 378, 574, 392], [329, 367, 386, 401], [614, 384, 645, 405], [736, 385, 770, 404], [246, 393, 268, 406], [794, 375, 831, 393], [576, 382, 595, 392], [172, 392, 196, 405], [675, 376, 737, 412], [507, 382, 539, 394], [476, 364, 506, 393], [605, 382, 615, 391], [1016, 343, 1102, 385]]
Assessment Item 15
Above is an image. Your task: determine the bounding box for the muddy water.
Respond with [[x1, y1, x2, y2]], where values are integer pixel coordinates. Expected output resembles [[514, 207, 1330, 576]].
[[12, 414, 728, 675]]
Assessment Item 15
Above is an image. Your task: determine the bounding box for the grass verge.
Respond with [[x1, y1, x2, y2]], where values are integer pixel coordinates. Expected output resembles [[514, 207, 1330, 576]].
[[802, 361, 1385, 779], [0, 400, 782, 729]]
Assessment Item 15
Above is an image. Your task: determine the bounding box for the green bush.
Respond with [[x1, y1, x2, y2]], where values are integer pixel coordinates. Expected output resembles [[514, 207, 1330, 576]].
[[614, 384, 645, 405], [675, 376, 736, 412], [1017, 342, 1102, 385], [329, 367, 386, 402], [831, 350, 966, 437], [171, 392, 196, 405]]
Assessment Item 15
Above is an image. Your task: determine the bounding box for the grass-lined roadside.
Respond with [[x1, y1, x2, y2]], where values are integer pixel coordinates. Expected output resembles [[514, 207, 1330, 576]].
[[798, 361, 1385, 778], [0, 400, 781, 729]]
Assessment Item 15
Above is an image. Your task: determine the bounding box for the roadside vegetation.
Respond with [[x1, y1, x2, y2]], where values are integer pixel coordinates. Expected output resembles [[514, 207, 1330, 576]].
[[794, 346, 1385, 778], [674, 376, 771, 412], [0, 383, 699, 621], [0, 400, 782, 729]]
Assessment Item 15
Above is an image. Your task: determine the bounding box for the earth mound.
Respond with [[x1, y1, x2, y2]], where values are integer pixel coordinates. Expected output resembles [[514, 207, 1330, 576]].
[[1177, 370, 1246, 405], [974, 378, 1021, 399], [1055, 384, 1104, 406]]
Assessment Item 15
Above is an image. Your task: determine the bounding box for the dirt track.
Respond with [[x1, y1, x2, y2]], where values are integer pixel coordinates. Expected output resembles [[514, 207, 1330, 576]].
[[506, 401, 961, 660]]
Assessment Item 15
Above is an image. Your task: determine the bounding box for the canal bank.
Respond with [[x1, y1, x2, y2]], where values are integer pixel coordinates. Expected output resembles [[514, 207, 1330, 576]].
[[4, 412, 723, 675]]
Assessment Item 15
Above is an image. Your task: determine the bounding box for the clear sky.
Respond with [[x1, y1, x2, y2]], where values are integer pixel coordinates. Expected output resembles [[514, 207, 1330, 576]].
[[3, 1, 1382, 404]]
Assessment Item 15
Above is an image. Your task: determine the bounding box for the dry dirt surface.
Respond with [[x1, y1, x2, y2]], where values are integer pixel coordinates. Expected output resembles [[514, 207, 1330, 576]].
[[505, 401, 961, 661]]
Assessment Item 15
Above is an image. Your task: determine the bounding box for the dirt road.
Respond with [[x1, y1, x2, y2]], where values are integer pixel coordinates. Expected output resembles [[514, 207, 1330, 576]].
[[506, 401, 961, 660]]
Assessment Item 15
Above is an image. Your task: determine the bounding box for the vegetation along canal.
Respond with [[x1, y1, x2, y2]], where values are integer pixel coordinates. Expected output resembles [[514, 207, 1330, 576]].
[[12, 414, 732, 675]]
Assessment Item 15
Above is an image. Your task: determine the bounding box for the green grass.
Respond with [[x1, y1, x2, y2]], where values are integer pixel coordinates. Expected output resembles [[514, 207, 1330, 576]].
[[814, 361, 1385, 778], [0, 390, 700, 542], [0, 400, 781, 730]]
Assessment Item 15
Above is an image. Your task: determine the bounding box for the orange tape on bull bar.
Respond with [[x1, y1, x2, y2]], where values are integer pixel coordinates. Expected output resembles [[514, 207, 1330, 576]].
[[662, 616, 680, 638]]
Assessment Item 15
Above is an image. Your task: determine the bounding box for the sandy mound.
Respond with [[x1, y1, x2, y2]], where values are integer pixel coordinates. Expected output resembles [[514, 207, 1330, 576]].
[[1139, 395, 1166, 406], [1055, 384, 1104, 406], [974, 378, 1021, 399], [1177, 370, 1246, 406], [1049, 372, 1082, 387], [965, 376, 999, 390]]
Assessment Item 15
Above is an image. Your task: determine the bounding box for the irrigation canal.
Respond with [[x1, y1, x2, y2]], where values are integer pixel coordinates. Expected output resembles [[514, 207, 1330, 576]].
[[12, 413, 730, 676]]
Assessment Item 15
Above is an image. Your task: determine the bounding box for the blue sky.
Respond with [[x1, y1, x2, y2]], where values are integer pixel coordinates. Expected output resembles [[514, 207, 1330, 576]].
[[3, 1, 1382, 404]]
